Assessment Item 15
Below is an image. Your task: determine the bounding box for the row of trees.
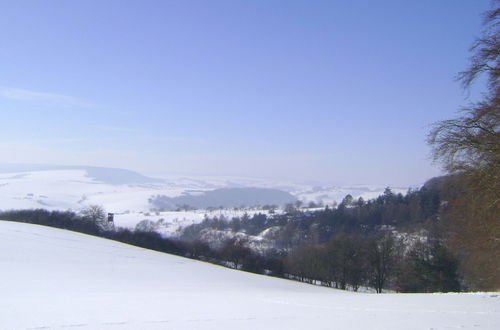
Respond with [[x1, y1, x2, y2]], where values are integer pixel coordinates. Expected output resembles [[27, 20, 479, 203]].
[[0, 209, 185, 256], [286, 233, 460, 293]]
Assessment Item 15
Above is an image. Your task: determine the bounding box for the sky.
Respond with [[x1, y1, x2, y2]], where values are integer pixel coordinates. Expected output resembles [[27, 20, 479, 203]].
[[0, 0, 492, 186]]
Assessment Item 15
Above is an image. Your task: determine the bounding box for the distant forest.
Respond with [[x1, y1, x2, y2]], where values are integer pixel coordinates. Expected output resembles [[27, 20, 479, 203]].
[[180, 185, 442, 246]]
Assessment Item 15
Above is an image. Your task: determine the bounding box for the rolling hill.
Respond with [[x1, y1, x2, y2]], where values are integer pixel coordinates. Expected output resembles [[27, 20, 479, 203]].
[[0, 220, 498, 329]]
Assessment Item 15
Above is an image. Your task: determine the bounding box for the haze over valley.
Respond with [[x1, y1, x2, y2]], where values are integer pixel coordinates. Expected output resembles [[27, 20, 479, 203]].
[[0, 165, 408, 235]]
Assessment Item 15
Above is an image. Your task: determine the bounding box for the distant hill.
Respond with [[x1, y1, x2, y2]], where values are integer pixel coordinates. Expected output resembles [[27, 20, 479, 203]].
[[0, 164, 163, 185], [150, 187, 297, 210]]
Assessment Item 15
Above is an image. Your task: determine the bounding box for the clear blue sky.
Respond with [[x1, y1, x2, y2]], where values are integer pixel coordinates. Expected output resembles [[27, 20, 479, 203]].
[[0, 0, 491, 186]]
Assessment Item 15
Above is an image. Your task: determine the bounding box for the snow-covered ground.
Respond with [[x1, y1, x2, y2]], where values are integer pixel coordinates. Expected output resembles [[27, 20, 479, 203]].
[[0, 220, 498, 330], [118, 208, 278, 237], [0, 166, 408, 235]]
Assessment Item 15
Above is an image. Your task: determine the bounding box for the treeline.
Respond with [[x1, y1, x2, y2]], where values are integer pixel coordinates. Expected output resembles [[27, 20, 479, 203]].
[[0, 208, 460, 293], [0, 209, 282, 279], [286, 232, 460, 293], [181, 186, 442, 248], [0, 209, 186, 256]]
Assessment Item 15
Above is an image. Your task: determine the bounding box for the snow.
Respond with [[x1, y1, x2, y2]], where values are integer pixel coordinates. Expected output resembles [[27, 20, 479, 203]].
[[292, 184, 409, 206], [0, 168, 409, 209], [117, 208, 280, 237], [0, 168, 284, 236], [1, 220, 498, 330], [0, 169, 168, 211], [0, 168, 408, 236]]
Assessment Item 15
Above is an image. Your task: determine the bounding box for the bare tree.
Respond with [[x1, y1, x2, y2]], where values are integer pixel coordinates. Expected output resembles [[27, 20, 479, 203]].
[[135, 219, 159, 233], [427, 2, 500, 290], [367, 233, 398, 293], [428, 2, 499, 191], [81, 205, 111, 231], [221, 237, 251, 269]]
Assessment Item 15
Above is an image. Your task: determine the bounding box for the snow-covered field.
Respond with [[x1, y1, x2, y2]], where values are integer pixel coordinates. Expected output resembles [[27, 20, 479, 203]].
[[0, 169, 280, 234], [118, 208, 279, 237], [0, 166, 408, 235], [0, 221, 498, 330]]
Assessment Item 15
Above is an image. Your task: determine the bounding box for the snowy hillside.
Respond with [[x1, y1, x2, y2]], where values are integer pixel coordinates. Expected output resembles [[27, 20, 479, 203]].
[[0, 221, 498, 330]]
